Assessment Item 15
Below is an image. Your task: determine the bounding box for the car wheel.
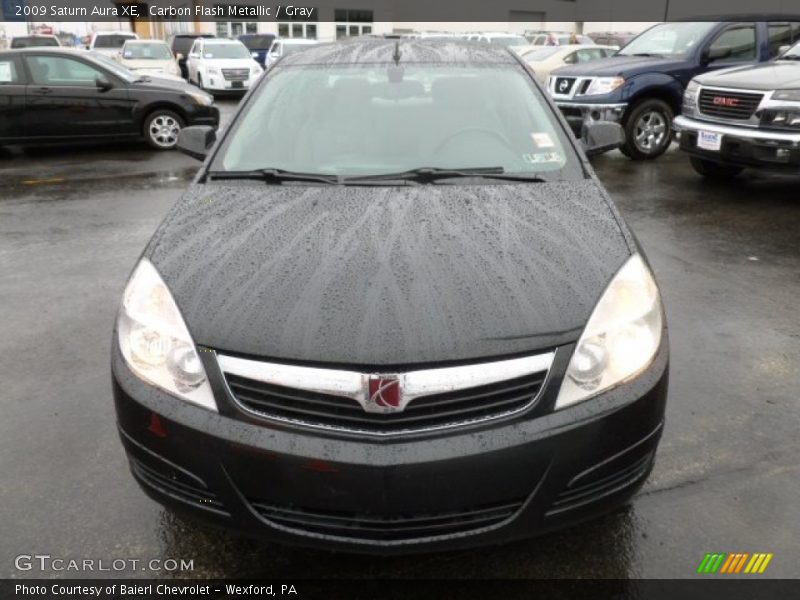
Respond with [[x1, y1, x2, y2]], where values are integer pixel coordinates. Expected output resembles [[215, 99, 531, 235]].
[[689, 157, 744, 180], [622, 99, 674, 161], [144, 109, 184, 151]]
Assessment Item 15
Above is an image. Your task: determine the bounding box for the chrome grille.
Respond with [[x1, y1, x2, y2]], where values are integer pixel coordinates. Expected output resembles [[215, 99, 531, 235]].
[[698, 88, 763, 121], [222, 68, 249, 81], [218, 352, 553, 435]]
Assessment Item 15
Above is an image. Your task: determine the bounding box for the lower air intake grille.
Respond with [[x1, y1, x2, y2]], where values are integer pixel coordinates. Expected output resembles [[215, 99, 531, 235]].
[[547, 452, 654, 516], [249, 499, 524, 541], [130, 457, 228, 516]]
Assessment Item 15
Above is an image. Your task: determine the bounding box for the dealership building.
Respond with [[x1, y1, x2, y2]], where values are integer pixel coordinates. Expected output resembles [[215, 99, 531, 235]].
[[1, 0, 664, 45]]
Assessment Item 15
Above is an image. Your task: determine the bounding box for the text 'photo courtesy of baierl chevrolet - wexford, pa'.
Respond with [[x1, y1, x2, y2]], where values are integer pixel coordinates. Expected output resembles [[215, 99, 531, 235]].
[[1, 0, 799, 598]]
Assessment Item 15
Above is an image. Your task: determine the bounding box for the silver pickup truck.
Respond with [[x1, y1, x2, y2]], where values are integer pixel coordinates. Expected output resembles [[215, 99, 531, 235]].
[[674, 41, 800, 178]]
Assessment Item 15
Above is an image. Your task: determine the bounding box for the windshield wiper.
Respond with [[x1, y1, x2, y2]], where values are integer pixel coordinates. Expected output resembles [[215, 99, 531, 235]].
[[628, 52, 664, 58], [343, 167, 549, 184], [778, 55, 800, 61], [207, 168, 342, 185]]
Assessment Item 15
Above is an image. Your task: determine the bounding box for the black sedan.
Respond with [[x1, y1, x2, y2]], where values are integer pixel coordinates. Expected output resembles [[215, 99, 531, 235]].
[[0, 48, 218, 150], [112, 39, 668, 553]]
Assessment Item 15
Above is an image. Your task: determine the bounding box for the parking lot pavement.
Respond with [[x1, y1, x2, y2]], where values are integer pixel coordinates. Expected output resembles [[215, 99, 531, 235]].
[[1, 136, 799, 579]]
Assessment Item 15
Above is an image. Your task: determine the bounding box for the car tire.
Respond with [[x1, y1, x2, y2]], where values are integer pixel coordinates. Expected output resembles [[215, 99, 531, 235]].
[[622, 98, 674, 161], [144, 109, 184, 151], [689, 157, 744, 180]]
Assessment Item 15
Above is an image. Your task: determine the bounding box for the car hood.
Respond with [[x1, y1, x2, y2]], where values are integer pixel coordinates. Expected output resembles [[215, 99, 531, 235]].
[[120, 58, 176, 71], [553, 54, 689, 78], [146, 181, 632, 366], [695, 61, 800, 90], [202, 57, 257, 69], [129, 75, 197, 93]]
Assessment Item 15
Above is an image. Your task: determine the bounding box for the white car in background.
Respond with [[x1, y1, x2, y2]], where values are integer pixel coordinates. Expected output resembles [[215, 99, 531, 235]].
[[87, 31, 139, 57], [264, 38, 319, 69], [186, 38, 263, 93], [116, 40, 181, 78], [465, 32, 529, 47], [516, 44, 617, 83]]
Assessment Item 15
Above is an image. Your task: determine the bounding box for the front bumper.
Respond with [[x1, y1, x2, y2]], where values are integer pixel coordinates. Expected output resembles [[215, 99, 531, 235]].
[[185, 104, 220, 129], [674, 115, 800, 168], [203, 74, 256, 92], [555, 101, 628, 135], [112, 339, 668, 554]]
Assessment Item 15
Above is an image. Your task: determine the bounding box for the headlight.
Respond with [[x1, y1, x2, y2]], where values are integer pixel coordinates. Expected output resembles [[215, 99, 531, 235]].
[[251, 65, 263, 77], [117, 259, 217, 411], [555, 254, 663, 410], [206, 66, 220, 75], [682, 80, 700, 115], [772, 89, 800, 102], [760, 108, 800, 129], [185, 90, 214, 106], [583, 76, 625, 96]]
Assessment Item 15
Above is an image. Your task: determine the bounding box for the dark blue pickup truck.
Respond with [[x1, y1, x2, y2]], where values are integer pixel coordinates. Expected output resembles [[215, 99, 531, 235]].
[[549, 20, 800, 160]]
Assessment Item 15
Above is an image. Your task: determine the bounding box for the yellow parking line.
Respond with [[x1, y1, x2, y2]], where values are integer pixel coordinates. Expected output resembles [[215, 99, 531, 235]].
[[21, 177, 65, 185]]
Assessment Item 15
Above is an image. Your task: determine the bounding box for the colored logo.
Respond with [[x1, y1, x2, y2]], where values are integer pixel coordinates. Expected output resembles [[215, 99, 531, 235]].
[[712, 96, 740, 107], [696, 552, 773, 574], [367, 377, 401, 410]]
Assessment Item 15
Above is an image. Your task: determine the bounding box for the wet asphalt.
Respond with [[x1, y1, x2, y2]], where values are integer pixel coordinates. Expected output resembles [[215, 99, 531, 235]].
[[1, 99, 799, 579]]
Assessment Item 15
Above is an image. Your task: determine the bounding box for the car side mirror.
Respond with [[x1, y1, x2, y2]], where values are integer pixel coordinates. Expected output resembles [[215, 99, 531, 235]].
[[95, 76, 113, 91], [704, 46, 733, 63], [580, 122, 625, 157], [177, 126, 216, 160], [176, 52, 184, 60]]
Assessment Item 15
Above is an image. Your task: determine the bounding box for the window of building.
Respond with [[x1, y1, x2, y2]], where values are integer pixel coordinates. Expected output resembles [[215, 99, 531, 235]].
[[334, 9, 373, 39]]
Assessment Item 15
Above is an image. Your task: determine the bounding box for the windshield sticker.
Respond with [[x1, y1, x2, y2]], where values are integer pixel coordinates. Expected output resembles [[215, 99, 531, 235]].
[[204, 53, 213, 58], [523, 152, 563, 164], [531, 133, 555, 148], [0, 62, 12, 83]]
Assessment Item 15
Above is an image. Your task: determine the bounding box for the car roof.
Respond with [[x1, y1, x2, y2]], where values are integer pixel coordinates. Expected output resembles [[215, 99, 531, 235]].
[[278, 39, 520, 67], [124, 39, 167, 44], [0, 47, 89, 56], [201, 38, 244, 44]]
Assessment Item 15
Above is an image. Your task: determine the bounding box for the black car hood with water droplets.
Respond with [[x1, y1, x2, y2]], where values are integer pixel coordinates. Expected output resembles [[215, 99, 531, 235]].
[[146, 181, 633, 367]]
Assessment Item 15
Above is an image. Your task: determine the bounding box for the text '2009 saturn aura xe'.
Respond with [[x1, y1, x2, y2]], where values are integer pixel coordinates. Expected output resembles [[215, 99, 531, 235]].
[[112, 39, 668, 554]]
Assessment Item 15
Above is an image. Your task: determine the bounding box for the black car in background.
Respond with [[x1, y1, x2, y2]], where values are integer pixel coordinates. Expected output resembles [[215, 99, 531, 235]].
[[112, 39, 668, 554], [168, 33, 215, 79], [0, 48, 219, 150], [239, 33, 276, 67]]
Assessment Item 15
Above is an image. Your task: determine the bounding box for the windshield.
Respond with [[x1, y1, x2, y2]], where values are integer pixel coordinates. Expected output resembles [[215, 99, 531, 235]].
[[212, 64, 582, 180], [88, 52, 137, 82], [780, 41, 800, 59], [94, 34, 136, 49], [618, 22, 718, 57], [489, 36, 528, 47], [241, 35, 274, 50], [203, 43, 250, 59], [11, 37, 58, 48], [122, 42, 172, 60]]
